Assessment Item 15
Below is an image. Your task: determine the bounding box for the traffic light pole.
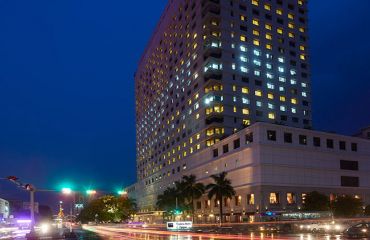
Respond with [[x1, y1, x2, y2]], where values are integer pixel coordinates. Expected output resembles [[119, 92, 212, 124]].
[[30, 189, 35, 230]]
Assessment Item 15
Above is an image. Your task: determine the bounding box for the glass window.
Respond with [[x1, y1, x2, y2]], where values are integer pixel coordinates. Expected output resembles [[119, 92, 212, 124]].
[[339, 141, 346, 150], [267, 130, 276, 141], [233, 138, 240, 149], [235, 196, 242, 206], [269, 192, 279, 204], [247, 194, 255, 205], [245, 132, 253, 144], [287, 193, 296, 204], [213, 148, 218, 158], [327, 139, 334, 149], [299, 135, 307, 145], [284, 132, 292, 143], [223, 144, 229, 153], [313, 137, 321, 147]]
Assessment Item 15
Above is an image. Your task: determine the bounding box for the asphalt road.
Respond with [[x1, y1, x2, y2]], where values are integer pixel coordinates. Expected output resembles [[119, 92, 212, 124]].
[[83, 225, 349, 240]]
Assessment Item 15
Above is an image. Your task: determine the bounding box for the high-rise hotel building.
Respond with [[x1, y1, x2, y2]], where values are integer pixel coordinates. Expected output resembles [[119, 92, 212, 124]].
[[132, 0, 370, 220]]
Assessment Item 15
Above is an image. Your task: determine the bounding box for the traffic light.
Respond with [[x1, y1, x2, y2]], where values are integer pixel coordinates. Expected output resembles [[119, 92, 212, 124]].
[[24, 184, 35, 191], [7, 176, 19, 181]]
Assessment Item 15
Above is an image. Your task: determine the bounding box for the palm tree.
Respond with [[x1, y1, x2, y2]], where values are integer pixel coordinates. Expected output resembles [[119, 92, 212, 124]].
[[180, 175, 205, 222], [156, 187, 178, 212], [206, 172, 236, 225]]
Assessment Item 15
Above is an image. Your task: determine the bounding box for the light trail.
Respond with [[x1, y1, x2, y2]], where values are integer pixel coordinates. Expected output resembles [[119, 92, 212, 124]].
[[83, 225, 296, 240]]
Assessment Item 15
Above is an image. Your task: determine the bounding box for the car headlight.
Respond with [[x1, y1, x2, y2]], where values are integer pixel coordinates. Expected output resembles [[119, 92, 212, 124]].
[[334, 225, 341, 230], [361, 229, 367, 233], [40, 223, 49, 234], [299, 225, 304, 229], [324, 225, 331, 230]]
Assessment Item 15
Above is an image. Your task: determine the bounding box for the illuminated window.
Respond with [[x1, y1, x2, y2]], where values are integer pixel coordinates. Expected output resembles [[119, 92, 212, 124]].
[[265, 24, 272, 30], [277, 28, 283, 34], [266, 44, 272, 50], [255, 90, 262, 97], [287, 193, 296, 205], [242, 98, 250, 104], [233, 106, 237, 113], [252, 19, 259, 26], [232, 85, 237, 92], [268, 113, 275, 119], [268, 93, 274, 99], [264, 4, 271, 10], [291, 98, 297, 104], [252, 0, 258, 6], [289, 32, 295, 38], [253, 49, 261, 56], [276, 9, 283, 15], [280, 96, 286, 102], [247, 194, 255, 205], [240, 15, 246, 21], [253, 39, 260, 46], [288, 23, 295, 29], [240, 56, 248, 62], [265, 33, 272, 40], [243, 119, 250, 126], [240, 35, 247, 42], [300, 54, 306, 60], [300, 45, 305, 51], [269, 192, 279, 204], [242, 87, 249, 94], [288, 13, 294, 20], [253, 59, 261, 66], [242, 108, 250, 115], [253, 30, 260, 36], [240, 66, 248, 73]]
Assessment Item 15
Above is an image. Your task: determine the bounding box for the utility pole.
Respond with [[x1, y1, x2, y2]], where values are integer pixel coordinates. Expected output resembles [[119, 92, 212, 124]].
[[6, 176, 36, 233]]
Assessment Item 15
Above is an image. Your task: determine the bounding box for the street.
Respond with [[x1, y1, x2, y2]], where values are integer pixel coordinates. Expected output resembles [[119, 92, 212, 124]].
[[83, 225, 348, 240]]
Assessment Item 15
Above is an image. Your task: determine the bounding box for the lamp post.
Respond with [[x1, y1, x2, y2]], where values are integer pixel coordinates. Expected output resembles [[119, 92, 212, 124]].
[[5, 177, 36, 231], [61, 188, 75, 233]]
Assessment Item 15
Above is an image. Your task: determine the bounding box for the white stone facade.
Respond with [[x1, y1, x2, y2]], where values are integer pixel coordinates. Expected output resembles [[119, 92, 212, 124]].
[[129, 122, 370, 221]]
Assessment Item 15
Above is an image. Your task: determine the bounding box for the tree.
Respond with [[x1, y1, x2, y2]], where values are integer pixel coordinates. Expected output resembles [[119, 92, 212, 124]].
[[77, 195, 136, 223], [302, 191, 330, 211], [156, 187, 181, 212], [206, 172, 235, 225], [331, 195, 363, 217], [180, 175, 205, 222]]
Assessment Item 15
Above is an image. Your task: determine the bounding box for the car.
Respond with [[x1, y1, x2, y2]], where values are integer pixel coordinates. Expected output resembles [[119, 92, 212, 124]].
[[299, 222, 344, 233], [343, 222, 370, 239]]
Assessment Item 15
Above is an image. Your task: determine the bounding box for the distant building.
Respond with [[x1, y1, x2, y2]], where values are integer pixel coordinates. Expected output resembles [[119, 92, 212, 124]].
[[0, 198, 10, 219]]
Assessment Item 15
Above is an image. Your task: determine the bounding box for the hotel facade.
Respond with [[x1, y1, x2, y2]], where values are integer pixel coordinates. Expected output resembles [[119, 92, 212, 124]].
[[131, 0, 370, 222]]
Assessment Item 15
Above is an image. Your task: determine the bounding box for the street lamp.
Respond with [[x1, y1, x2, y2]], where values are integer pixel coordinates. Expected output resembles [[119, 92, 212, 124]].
[[118, 190, 127, 196], [61, 188, 75, 233], [62, 187, 72, 195], [86, 190, 97, 195]]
